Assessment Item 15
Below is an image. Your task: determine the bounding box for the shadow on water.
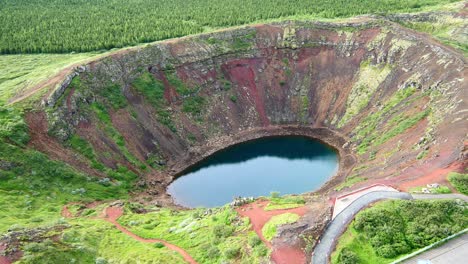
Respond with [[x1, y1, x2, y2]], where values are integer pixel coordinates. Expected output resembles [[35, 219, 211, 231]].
[[168, 136, 338, 208], [185, 136, 337, 174]]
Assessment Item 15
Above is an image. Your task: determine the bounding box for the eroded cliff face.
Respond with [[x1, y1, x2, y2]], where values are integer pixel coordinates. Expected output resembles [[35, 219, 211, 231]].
[[37, 19, 466, 200]]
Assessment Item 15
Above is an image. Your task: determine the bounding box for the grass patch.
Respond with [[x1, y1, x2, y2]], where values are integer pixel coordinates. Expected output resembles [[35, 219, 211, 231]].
[[264, 195, 305, 211], [448, 172, 468, 195], [409, 185, 451, 194], [0, 53, 105, 105], [18, 218, 184, 264], [132, 72, 165, 107], [334, 175, 367, 191], [0, 142, 130, 233], [261, 213, 300, 241], [118, 205, 269, 263], [182, 96, 205, 116]]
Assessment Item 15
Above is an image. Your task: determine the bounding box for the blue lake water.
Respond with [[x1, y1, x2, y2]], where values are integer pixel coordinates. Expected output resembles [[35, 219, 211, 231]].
[[167, 136, 338, 208]]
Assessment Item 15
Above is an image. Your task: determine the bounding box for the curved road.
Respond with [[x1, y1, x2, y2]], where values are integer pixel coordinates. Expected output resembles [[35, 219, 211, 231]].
[[311, 192, 468, 264], [312, 191, 413, 264]]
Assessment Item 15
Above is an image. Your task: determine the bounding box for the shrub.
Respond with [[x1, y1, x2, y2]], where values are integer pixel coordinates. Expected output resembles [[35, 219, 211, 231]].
[[270, 191, 280, 199], [154, 242, 165, 248], [213, 225, 234, 238], [95, 257, 108, 264], [206, 246, 220, 259], [338, 248, 359, 264], [448, 172, 468, 195], [182, 96, 205, 115], [224, 246, 240, 259], [248, 234, 262, 247]]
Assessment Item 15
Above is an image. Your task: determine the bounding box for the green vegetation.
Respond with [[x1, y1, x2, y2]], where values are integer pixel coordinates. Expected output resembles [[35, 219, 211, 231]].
[[334, 175, 367, 191], [265, 195, 305, 211], [98, 83, 127, 109], [0, 53, 103, 104], [132, 72, 165, 107], [118, 205, 269, 263], [89, 102, 145, 170], [332, 199, 467, 264], [448, 172, 468, 195], [182, 96, 205, 116], [355, 88, 430, 154], [0, 142, 130, 233], [409, 185, 451, 194], [0, 0, 458, 54], [229, 95, 238, 103], [0, 107, 29, 145], [338, 61, 393, 127], [398, 15, 467, 55], [131, 72, 177, 132], [262, 213, 300, 241], [17, 219, 185, 264]]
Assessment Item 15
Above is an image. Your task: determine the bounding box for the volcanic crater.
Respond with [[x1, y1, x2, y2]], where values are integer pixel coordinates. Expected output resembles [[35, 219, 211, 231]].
[[29, 19, 466, 211]]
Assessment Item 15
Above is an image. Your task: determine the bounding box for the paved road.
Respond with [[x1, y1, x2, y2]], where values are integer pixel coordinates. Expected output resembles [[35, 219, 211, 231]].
[[312, 191, 413, 264], [412, 193, 468, 202], [401, 233, 468, 264], [311, 192, 468, 264]]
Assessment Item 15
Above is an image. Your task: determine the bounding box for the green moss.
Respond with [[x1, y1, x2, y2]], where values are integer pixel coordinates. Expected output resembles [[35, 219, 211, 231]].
[[261, 213, 300, 241]]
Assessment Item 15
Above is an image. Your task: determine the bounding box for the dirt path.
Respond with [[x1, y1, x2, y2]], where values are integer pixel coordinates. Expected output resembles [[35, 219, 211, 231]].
[[103, 207, 198, 264], [236, 200, 308, 264]]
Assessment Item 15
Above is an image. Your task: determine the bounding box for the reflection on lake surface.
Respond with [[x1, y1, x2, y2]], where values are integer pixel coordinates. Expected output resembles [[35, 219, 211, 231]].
[[167, 136, 338, 208]]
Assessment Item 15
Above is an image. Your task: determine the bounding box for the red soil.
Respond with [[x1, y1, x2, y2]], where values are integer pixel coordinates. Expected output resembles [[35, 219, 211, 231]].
[[0, 243, 11, 264], [236, 200, 308, 264], [103, 207, 198, 264], [61, 206, 73, 218], [398, 161, 464, 191]]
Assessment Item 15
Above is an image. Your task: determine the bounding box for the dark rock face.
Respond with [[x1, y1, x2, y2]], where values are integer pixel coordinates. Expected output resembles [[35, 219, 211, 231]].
[[37, 19, 465, 201]]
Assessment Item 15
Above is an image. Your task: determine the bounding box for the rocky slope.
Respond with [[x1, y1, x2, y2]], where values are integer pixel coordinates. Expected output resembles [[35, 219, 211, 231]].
[[29, 19, 466, 205]]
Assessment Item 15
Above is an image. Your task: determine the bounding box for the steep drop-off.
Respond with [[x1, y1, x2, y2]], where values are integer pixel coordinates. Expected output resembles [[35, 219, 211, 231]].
[[32, 19, 466, 205]]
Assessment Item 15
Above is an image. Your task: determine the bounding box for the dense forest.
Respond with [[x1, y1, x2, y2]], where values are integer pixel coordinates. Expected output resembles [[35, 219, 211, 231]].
[[0, 0, 457, 54]]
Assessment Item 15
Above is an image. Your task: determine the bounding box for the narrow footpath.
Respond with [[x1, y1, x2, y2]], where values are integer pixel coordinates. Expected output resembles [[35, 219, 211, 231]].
[[103, 207, 198, 264]]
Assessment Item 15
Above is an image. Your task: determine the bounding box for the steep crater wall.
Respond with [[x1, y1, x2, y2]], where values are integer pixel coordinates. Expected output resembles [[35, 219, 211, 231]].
[[39, 20, 466, 202]]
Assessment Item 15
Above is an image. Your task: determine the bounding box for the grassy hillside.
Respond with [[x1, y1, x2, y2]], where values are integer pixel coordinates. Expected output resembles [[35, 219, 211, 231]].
[[0, 0, 460, 54]]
